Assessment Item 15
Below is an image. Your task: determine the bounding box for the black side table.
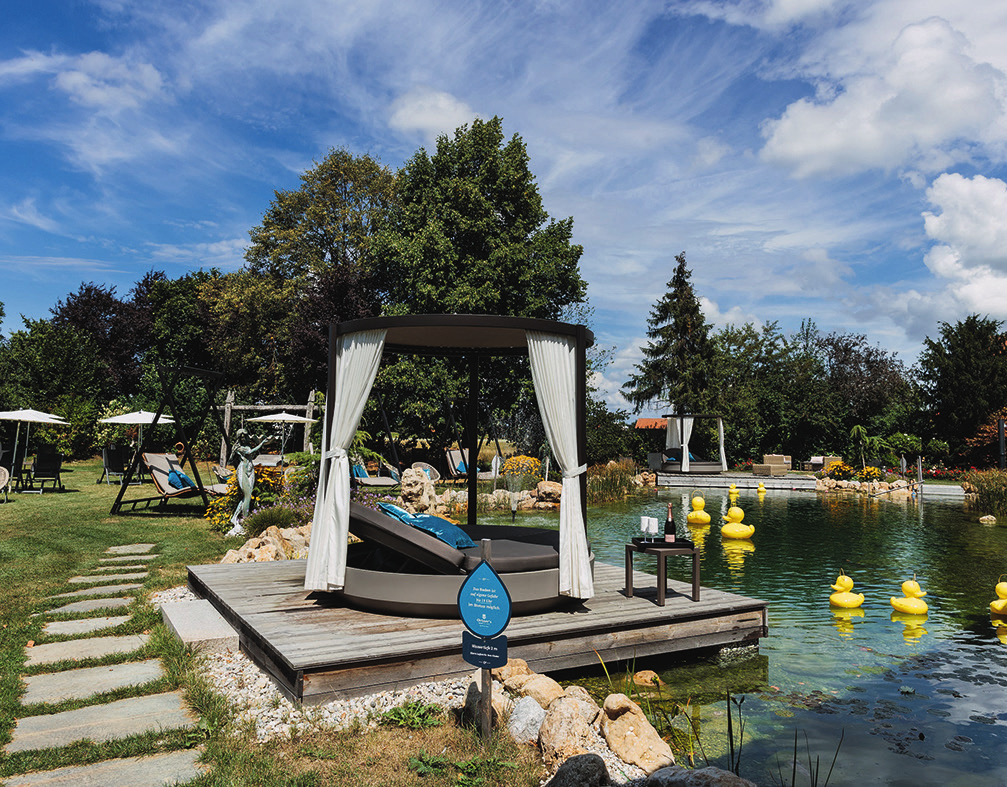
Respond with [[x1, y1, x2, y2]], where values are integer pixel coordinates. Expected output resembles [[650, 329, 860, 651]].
[[625, 538, 700, 605]]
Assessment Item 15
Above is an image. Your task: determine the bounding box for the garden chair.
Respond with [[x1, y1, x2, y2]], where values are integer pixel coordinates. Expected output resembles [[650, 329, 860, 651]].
[[98, 443, 137, 485], [350, 457, 399, 489], [30, 444, 64, 492]]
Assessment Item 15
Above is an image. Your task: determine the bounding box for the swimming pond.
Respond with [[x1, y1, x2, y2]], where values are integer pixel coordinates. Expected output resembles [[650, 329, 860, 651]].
[[483, 489, 1007, 785]]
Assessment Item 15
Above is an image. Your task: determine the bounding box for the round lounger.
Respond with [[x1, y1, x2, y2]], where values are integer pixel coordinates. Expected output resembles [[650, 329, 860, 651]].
[[334, 503, 593, 618]]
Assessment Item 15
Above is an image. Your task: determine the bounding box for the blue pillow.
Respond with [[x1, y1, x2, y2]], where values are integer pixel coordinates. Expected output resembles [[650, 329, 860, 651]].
[[352, 465, 368, 479], [410, 514, 477, 549], [377, 502, 416, 524], [168, 469, 195, 489], [456, 461, 467, 473]]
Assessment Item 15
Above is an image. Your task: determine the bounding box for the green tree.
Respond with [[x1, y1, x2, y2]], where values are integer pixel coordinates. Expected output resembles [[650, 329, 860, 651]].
[[375, 116, 586, 317], [918, 314, 1007, 457], [245, 148, 396, 281], [622, 252, 714, 414]]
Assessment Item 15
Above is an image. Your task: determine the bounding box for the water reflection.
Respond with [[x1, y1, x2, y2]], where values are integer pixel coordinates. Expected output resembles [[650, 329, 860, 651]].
[[830, 606, 864, 636], [890, 610, 929, 643], [721, 538, 755, 572]]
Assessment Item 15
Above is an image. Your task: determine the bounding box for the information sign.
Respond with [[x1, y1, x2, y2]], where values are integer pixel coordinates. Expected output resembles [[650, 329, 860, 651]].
[[462, 630, 508, 669], [458, 560, 512, 639]]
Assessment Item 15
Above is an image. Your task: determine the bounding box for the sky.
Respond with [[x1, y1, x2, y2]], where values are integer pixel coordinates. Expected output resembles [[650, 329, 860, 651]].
[[3, 1, 1007, 415]]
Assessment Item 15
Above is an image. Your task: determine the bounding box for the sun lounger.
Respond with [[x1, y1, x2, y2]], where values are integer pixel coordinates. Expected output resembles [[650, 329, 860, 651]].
[[337, 502, 587, 617], [141, 452, 229, 508]]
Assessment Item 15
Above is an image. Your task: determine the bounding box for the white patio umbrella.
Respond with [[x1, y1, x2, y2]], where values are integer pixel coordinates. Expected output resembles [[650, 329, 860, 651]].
[[99, 409, 175, 447], [0, 409, 69, 488], [246, 411, 317, 464]]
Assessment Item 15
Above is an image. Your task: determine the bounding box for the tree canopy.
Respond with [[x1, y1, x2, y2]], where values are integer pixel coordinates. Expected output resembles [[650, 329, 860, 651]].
[[622, 253, 714, 414]]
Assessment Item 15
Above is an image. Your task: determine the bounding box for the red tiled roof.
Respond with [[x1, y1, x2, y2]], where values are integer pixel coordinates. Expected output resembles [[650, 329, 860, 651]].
[[634, 418, 667, 429]]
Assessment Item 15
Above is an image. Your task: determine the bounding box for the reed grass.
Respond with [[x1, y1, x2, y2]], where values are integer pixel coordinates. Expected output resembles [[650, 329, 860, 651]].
[[963, 469, 1007, 517]]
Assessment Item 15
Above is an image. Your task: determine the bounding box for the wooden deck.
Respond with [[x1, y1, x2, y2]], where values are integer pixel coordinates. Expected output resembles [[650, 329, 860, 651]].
[[188, 560, 768, 706]]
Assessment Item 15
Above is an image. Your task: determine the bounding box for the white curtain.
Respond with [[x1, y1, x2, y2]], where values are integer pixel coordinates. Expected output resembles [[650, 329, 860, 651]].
[[665, 417, 681, 451], [718, 417, 728, 471], [526, 330, 594, 599], [680, 416, 695, 472], [304, 329, 386, 591]]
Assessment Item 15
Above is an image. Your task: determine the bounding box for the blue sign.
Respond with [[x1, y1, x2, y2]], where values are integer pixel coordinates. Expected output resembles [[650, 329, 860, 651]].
[[462, 631, 508, 669], [458, 560, 512, 638]]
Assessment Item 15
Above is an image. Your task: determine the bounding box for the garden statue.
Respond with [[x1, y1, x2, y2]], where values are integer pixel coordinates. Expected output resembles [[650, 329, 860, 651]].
[[227, 427, 267, 535]]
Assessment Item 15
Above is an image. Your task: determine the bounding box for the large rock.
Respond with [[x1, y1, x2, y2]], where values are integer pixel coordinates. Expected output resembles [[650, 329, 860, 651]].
[[539, 696, 596, 772], [461, 672, 512, 725], [399, 467, 439, 513], [507, 695, 546, 745], [645, 765, 757, 786], [600, 693, 674, 775], [519, 673, 567, 709], [544, 753, 610, 787], [537, 480, 563, 503], [562, 685, 602, 728], [493, 658, 534, 685], [220, 524, 311, 563]]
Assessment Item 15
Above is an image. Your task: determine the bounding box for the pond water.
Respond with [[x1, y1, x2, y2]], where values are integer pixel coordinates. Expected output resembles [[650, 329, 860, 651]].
[[482, 489, 1007, 785]]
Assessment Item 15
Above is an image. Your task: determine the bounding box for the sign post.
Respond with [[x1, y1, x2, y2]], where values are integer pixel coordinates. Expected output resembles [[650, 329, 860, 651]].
[[458, 540, 512, 741]]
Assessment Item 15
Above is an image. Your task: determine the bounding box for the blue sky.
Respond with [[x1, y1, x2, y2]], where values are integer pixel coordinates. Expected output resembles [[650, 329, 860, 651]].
[[3, 1, 1007, 414]]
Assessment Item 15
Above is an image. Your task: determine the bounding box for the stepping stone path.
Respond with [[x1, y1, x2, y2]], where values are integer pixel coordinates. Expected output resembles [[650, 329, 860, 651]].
[[4, 543, 206, 785]]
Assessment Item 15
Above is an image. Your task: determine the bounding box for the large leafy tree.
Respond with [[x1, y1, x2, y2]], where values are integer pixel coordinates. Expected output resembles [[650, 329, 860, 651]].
[[245, 148, 396, 281], [622, 252, 714, 414], [375, 116, 586, 317], [918, 314, 1007, 455]]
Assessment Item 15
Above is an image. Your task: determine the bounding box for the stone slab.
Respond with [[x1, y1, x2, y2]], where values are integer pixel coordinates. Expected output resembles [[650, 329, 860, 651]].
[[5, 691, 194, 753], [26, 634, 149, 666], [51, 584, 142, 599], [99, 554, 158, 563], [161, 599, 238, 654], [46, 598, 133, 615], [2, 749, 204, 786], [93, 564, 146, 572], [104, 544, 156, 554], [68, 573, 147, 584], [22, 659, 164, 705], [43, 616, 130, 637]]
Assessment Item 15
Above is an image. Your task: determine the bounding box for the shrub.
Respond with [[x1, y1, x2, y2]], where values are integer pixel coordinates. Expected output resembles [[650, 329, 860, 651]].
[[858, 466, 885, 483], [242, 506, 301, 538], [204, 466, 286, 533], [826, 461, 855, 481]]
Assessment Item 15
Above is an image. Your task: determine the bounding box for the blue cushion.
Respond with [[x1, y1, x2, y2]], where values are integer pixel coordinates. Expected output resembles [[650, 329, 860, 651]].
[[352, 465, 368, 479], [377, 502, 416, 524], [456, 461, 467, 473], [410, 514, 477, 549], [168, 469, 195, 489]]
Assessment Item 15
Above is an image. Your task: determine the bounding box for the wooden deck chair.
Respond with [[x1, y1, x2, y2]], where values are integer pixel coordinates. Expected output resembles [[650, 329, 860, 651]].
[[350, 457, 399, 489], [444, 447, 497, 481], [139, 453, 228, 509]]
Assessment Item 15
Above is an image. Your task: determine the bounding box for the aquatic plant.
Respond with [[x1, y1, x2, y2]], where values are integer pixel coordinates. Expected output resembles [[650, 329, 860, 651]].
[[963, 468, 1007, 517]]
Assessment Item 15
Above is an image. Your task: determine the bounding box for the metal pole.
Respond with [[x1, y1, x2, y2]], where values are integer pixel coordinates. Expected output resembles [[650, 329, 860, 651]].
[[999, 418, 1005, 471]]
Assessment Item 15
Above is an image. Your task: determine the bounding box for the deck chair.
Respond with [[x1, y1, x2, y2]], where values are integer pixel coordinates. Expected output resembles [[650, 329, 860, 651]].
[[0, 466, 8, 503], [411, 461, 441, 482], [444, 448, 497, 481], [143, 452, 228, 508], [30, 445, 63, 492], [98, 443, 137, 485], [350, 457, 399, 488]]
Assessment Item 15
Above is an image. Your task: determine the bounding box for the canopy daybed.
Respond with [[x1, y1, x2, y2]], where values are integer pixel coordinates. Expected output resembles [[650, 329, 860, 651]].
[[304, 314, 596, 616], [650, 413, 727, 474]]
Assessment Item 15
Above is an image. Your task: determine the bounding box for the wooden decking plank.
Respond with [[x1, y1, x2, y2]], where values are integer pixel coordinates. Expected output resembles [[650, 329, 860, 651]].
[[188, 557, 768, 703]]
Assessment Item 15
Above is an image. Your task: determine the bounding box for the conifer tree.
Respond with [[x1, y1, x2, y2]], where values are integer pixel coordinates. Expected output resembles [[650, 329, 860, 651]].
[[622, 253, 714, 413]]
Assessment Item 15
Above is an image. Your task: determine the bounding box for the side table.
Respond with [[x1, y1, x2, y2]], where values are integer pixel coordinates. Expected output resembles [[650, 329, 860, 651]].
[[625, 538, 700, 605]]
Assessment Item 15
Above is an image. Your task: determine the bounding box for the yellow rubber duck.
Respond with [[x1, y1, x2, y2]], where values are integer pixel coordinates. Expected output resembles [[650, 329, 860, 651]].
[[990, 576, 1007, 616], [721, 505, 754, 539], [890, 575, 928, 615], [687, 495, 711, 525], [757, 482, 766, 494], [829, 570, 865, 609]]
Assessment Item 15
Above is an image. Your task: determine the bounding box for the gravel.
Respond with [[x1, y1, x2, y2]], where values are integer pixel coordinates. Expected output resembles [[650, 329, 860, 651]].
[[150, 586, 648, 783]]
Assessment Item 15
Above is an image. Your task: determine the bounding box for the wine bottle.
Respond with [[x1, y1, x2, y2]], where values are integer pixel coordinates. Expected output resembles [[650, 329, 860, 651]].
[[664, 502, 676, 542]]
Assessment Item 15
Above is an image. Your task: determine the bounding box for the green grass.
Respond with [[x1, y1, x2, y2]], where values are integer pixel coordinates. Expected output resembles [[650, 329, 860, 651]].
[[0, 458, 547, 786]]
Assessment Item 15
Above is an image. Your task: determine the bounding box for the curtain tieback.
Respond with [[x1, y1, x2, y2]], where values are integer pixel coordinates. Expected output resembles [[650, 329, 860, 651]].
[[323, 448, 347, 461], [563, 464, 587, 478]]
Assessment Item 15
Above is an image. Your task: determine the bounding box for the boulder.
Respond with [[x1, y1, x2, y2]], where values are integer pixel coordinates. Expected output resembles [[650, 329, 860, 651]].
[[543, 753, 610, 787], [493, 658, 534, 684], [519, 673, 566, 709], [644, 765, 757, 786], [462, 672, 512, 725], [633, 670, 664, 688], [600, 693, 674, 775], [537, 480, 563, 503], [562, 685, 601, 727], [507, 695, 546, 745], [399, 467, 438, 513], [980, 515, 997, 524], [539, 696, 596, 772]]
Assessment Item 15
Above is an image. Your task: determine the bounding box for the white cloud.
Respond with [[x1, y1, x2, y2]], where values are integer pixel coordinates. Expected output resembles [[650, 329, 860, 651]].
[[5, 198, 62, 234], [923, 172, 1007, 273], [388, 86, 476, 145], [54, 52, 164, 113], [144, 237, 248, 269], [761, 18, 1006, 177]]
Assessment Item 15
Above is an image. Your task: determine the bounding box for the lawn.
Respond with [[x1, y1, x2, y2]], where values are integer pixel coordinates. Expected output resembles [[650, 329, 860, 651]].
[[0, 458, 544, 785]]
